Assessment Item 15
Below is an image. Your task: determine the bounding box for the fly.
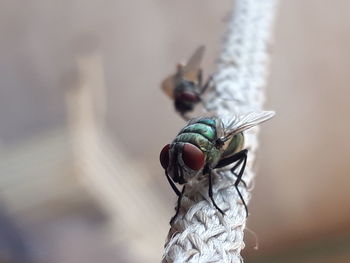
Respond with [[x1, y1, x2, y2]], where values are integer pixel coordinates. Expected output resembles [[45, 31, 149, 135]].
[[161, 46, 212, 120], [159, 111, 275, 223]]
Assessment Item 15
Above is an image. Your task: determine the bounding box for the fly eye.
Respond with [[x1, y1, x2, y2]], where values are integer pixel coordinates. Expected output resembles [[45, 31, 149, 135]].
[[179, 92, 199, 102], [160, 144, 171, 169], [182, 143, 205, 171]]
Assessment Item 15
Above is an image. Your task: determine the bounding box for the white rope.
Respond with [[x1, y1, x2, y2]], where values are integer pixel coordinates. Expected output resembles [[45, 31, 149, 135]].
[[162, 0, 278, 262]]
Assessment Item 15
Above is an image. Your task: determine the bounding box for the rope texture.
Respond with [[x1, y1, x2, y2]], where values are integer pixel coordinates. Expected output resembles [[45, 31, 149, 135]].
[[162, 0, 278, 262]]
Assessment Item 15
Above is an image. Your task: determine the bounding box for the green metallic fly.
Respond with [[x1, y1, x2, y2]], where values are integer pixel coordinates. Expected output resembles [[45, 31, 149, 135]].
[[160, 111, 275, 222]]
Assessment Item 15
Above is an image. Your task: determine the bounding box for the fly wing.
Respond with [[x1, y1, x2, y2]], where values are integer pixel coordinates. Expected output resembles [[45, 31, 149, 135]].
[[161, 74, 175, 98], [220, 111, 275, 140], [161, 46, 205, 98], [182, 45, 205, 82]]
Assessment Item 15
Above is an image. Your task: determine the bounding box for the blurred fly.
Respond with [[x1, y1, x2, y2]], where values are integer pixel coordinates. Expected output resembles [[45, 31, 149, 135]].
[[159, 111, 275, 223], [161, 46, 211, 120]]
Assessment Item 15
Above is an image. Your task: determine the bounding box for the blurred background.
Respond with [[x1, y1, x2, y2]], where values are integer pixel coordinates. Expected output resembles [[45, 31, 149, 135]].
[[0, 0, 350, 262]]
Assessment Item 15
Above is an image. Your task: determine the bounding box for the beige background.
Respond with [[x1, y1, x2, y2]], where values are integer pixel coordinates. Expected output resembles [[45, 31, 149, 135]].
[[0, 0, 349, 262]]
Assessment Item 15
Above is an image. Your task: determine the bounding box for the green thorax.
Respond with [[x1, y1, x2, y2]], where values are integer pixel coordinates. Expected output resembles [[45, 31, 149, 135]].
[[174, 118, 221, 166]]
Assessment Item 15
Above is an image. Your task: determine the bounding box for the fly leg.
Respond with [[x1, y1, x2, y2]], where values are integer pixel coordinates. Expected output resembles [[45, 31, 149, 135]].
[[214, 149, 249, 217], [198, 69, 203, 89], [230, 154, 247, 188], [165, 170, 181, 196], [209, 168, 225, 215], [232, 150, 248, 217], [170, 186, 186, 225], [214, 149, 247, 187], [200, 75, 214, 113], [200, 75, 213, 95]]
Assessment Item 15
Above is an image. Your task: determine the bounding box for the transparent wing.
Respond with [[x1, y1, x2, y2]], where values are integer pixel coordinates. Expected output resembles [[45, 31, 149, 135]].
[[182, 45, 205, 82], [161, 74, 175, 98], [220, 111, 275, 140], [183, 46, 205, 73], [161, 46, 205, 98]]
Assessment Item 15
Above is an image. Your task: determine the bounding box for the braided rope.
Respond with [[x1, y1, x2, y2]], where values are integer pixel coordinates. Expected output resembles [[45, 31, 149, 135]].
[[162, 0, 278, 262]]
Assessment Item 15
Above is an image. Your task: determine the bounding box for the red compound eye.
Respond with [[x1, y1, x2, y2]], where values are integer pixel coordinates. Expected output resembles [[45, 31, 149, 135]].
[[160, 144, 171, 169], [182, 143, 205, 171], [179, 92, 200, 102]]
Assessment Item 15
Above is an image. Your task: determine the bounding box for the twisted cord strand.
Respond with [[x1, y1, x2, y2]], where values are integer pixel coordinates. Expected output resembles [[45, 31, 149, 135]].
[[162, 0, 278, 262]]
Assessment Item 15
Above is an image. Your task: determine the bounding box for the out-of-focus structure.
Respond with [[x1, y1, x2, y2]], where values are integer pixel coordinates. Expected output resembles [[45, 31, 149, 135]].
[[0, 47, 170, 262]]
